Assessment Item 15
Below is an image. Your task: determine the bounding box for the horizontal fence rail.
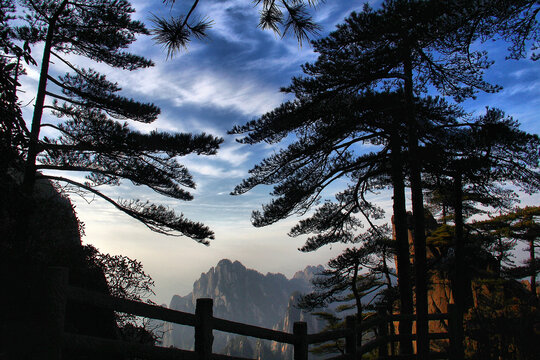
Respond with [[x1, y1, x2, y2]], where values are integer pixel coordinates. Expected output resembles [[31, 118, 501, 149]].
[[307, 328, 349, 344], [67, 285, 197, 326], [43, 267, 457, 360], [213, 317, 295, 344]]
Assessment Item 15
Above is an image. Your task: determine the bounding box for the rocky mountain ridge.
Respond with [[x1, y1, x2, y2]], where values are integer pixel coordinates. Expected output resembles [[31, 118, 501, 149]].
[[162, 259, 325, 358]]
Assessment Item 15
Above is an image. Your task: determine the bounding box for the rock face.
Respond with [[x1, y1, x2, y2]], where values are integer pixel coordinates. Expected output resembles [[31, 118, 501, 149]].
[[162, 259, 324, 358], [270, 292, 324, 358]]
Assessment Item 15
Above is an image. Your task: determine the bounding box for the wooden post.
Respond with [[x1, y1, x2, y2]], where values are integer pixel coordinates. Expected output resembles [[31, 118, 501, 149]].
[[44, 266, 69, 360], [195, 298, 213, 360], [377, 306, 388, 359], [293, 321, 308, 360], [345, 315, 357, 358], [448, 304, 463, 360]]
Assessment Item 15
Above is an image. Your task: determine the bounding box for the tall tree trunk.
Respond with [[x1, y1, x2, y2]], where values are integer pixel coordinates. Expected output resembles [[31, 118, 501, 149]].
[[18, 1, 69, 253], [453, 171, 465, 360], [530, 236, 537, 297], [382, 212, 397, 356], [22, 1, 69, 195], [351, 260, 363, 347], [403, 52, 429, 358], [389, 128, 414, 355]]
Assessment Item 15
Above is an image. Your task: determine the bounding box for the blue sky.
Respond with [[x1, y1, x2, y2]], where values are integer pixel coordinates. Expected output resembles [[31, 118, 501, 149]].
[[19, 0, 540, 305]]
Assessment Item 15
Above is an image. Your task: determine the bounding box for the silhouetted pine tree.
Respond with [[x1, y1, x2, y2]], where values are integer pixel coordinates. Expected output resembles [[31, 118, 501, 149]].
[[421, 108, 540, 357], [0, 0, 30, 177], [230, 0, 502, 347], [8, 0, 222, 243], [231, 85, 469, 353], [297, 226, 395, 348]]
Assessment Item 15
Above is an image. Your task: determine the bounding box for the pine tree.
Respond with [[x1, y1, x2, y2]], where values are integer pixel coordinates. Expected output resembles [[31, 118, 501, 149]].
[[421, 108, 540, 357], [231, 85, 465, 354], [231, 0, 502, 351], [423, 109, 539, 297], [0, 0, 31, 176], [297, 226, 395, 349], [6, 0, 222, 244]]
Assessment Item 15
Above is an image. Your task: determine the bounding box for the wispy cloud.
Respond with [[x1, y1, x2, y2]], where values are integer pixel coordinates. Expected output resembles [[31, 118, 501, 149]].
[[509, 67, 538, 80], [215, 142, 251, 166], [183, 160, 245, 179], [199, 0, 260, 45], [504, 81, 540, 96], [170, 72, 284, 115], [112, 63, 285, 117]]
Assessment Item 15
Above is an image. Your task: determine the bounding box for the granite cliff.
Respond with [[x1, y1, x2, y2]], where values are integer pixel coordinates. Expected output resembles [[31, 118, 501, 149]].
[[162, 259, 325, 358]]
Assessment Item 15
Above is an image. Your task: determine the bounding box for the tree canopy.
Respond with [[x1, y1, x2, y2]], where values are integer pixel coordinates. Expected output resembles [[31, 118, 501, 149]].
[[230, 0, 540, 355], [2, 0, 223, 244]]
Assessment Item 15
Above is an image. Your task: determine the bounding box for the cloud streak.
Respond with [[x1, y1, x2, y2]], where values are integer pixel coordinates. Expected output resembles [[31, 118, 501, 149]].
[[113, 62, 285, 117]]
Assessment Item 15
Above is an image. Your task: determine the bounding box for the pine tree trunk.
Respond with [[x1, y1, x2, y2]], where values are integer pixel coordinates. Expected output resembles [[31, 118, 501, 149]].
[[530, 236, 537, 297], [22, 0, 69, 195], [453, 172, 465, 360], [351, 261, 363, 347], [403, 52, 429, 359], [389, 128, 414, 355], [381, 249, 397, 355]]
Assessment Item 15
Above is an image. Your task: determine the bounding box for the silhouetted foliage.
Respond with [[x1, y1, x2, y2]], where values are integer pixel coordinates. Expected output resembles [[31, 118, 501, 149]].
[[473, 206, 540, 298], [154, 0, 322, 56], [0, 0, 30, 176], [464, 279, 539, 360], [455, 0, 539, 61], [231, 1, 538, 355], [84, 245, 157, 327], [297, 225, 396, 351], [307, 312, 346, 356], [422, 108, 540, 334], [82, 244, 163, 346], [3, 0, 223, 244], [299, 226, 395, 311]]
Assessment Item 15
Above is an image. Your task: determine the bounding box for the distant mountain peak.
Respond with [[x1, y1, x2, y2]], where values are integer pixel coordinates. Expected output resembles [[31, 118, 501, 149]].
[[163, 259, 325, 356], [216, 258, 243, 267], [292, 264, 324, 282]]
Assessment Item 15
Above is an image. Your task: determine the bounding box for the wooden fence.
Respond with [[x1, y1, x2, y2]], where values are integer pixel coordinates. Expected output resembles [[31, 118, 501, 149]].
[[44, 267, 458, 360]]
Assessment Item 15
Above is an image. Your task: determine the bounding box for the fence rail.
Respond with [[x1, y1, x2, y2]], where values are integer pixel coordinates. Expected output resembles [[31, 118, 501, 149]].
[[212, 316, 295, 344], [44, 267, 458, 360], [67, 285, 197, 326]]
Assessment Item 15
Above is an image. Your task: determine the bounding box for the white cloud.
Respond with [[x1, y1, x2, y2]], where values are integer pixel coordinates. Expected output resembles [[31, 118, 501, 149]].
[[215, 142, 251, 166], [504, 81, 540, 96], [170, 71, 284, 116], [184, 161, 245, 179], [115, 64, 285, 116], [128, 114, 185, 133], [509, 68, 537, 80], [243, 45, 317, 73]]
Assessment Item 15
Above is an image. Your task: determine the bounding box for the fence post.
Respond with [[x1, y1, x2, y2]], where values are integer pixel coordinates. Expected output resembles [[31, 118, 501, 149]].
[[44, 266, 69, 360], [345, 315, 357, 358], [448, 304, 464, 360], [195, 298, 213, 360], [293, 321, 308, 360], [377, 306, 388, 359]]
